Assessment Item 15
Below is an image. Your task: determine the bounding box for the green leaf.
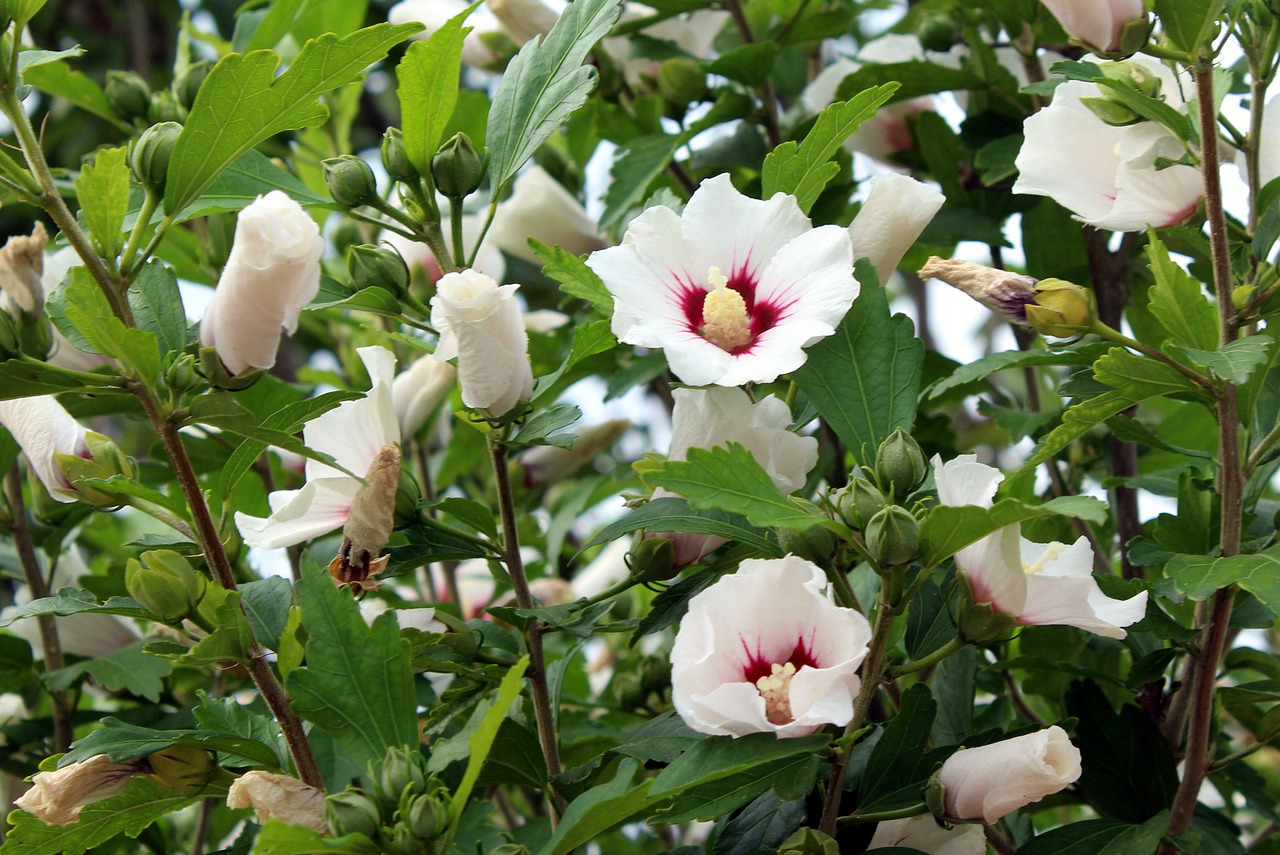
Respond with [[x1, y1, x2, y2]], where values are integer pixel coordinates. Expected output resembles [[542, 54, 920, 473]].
[[388, 520, 490, 567], [17, 46, 83, 76], [858, 683, 937, 811], [397, 7, 473, 175], [538, 759, 654, 855], [835, 61, 983, 103], [714, 791, 806, 855], [532, 239, 614, 315], [1145, 233, 1217, 351], [1154, 0, 1225, 53], [613, 709, 703, 764], [704, 42, 777, 87], [793, 271, 923, 466], [62, 268, 162, 387], [599, 133, 684, 228], [22, 59, 122, 126], [195, 693, 292, 770], [240, 576, 295, 652], [532, 319, 617, 400], [650, 443, 826, 532], [1018, 812, 1168, 855], [475, 720, 547, 788], [250, 821, 379, 855], [46, 639, 172, 703], [0, 359, 123, 400], [243, 0, 308, 52], [3, 777, 203, 855], [167, 149, 330, 224], [287, 562, 418, 769], [445, 656, 529, 833], [0, 588, 156, 625], [760, 84, 898, 214], [1168, 337, 1275, 385], [581, 496, 782, 557], [74, 146, 129, 261], [128, 261, 190, 357], [512, 404, 582, 448], [183, 587, 254, 665], [485, 0, 623, 191], [649, 733, 829, 807], [60, 716, 284, 770], [919, 496, 1109, 570], [187, 392, 355, 479], [1166, 545, 1280, 609], [164, 23, 421, 214], [656, 749, 821, 823]]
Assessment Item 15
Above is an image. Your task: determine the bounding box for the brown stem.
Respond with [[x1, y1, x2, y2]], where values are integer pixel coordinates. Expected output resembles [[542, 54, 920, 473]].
[[722, 0, 782, 148], [191, 796, 216, 855], [4, 466, 72, 753], [488, 438, 565, 819], [819, 583, 897, 836], [136, 388, 322, 789], [984, 823, 1019, 855]]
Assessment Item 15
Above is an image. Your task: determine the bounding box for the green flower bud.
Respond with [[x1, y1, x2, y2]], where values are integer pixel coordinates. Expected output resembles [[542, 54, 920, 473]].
[[656, 57, 707, 111], [173, 60, 210, 111], [54, 430, 136, 508], [405, 792, 449, 840], [129, 121, 183, 193], [833, 477, 886, 529], [349, 243, 410, 299], [376, 746, 427, 806], [0, 312, 19, 359], [331, 221, 364, 259], [778, 827, 839, 855], [15, 310, 51, 359], [165, 353, 202, 396], [640, 656, 669, 694], [431, 133, 484, 199], [777, 525, 838, 565], [915, 9, 957, 52], [865, 505, 919, 567], [199, 344, 264, 390], [876, 427, 927, 500], [1025, 278, 1096, 339], [147, 90, 188, 124], [105, 70, 151, 122], [958, 596, 1021, 643], [381, 127, 418, 184], [627, 535, 678, 583], [126, 552, 205, 623], [1099, 60, 1161, 99], [394, 469, 423, 528], [323, 155, 379, 208], [1079, 95, 1143, 127], [146, 745, 215, 790], [325, 789, 384, 839]]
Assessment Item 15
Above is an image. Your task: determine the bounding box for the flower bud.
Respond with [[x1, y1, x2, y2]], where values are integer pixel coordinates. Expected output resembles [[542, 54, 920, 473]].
[[1025, 279, 1096, 339], [865, 505, 919, 567], [934, 726, 1081, 822], [958, 597, 1021, 643], [349, 243, 410, 299], [105, 70, 151, 122], [173, 60, 210, 111], [778, 827, 839, 855], [628, 535, 678, 583], [1041, 0, 1151, 58], [392, 355, 456, 438], [0, 312, 19, 359], [376, 746, 427, 806], [381, 126, 418, 184], [776, 526, 838, 565], [876, 428, 927, 500], [490, 846, 533, 855], [1079, 95, 1143, 127], [129, 121, 183, 193], [325, 789, 384, 839], [431, 132, 484, 199], [126, 550, 206, 623], [918, 257, 1037, 327], [405, 792, 449, 840], [53, 430, 136, 508], [656, 57, 707, 110], [833, 477, 886, 529], [166, 353, 202, 396], [147, 90, 187, 124], [323, 155, 379, 208], [15, 310, 51, 359], [395, 469, 423, 527], [0, 221, 46, 314], [146, 745, 215, 790], [915, 8, 957, 51]]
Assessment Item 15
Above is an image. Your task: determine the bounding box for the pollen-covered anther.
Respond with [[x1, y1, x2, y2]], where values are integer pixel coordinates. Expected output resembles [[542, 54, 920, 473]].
[[700, 266, 752, 352], [755, 661, 798, 725], [1022, 542, 1064, 576]]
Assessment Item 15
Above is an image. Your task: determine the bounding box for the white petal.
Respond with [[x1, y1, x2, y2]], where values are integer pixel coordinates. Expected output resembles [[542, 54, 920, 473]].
[[938, 727, 1082, 823], [235, 478, 363, 550], [931, 453, 1003, 509], [0, 396, 87, 502], [681, 174, 812, 281], [303, 346, 400, 480], [850, 174, 946, 284]]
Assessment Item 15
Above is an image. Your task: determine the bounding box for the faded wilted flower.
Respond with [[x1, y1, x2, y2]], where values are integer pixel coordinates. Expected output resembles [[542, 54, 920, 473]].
[[15, 754, 148, 826], [227, 770, 329, 834], [328, 444, 401, 592], [918, 257, 1038, 327], [0, 221, 46, 313], [488, 167, 609, 264]]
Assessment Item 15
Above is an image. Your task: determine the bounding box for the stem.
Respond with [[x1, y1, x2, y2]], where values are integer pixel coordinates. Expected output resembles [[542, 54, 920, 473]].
[[839, 802, 929, 824], [119, 189, 159, 275], [449, 197, 466, 272], [819, 578, 897, 836], [487, 436, 565, 820], [467, 200, 499, 269], [136, 387, 322, 789], [5, 466, 72, 753], [984, 823, 1019, 855], [577, 577, 638, 608], [722, 0, 782, 148], [1164, 58, 1245, 848], [1088, 320, 1214, 389], [890, 636, 964, 677]]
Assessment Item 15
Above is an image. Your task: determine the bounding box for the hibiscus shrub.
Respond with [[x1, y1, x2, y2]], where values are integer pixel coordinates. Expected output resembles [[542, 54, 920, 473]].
[[0, 0, 1274, 852]]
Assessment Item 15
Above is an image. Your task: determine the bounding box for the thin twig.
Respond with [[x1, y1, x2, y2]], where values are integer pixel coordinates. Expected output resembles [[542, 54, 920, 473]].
[[721, 0, 782, 148]]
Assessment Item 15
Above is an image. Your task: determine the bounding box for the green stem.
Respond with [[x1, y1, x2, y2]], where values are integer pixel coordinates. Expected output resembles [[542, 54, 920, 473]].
[[126, 212, 177, 280], [890, 635, 965, 677], [119, 189, 159, 275], [839, 802, 929, 825], [578, 577, 639, 608], [468, 200, 500, 269], [1088, 319, 1214, 388], [449, 196, 466, 270]]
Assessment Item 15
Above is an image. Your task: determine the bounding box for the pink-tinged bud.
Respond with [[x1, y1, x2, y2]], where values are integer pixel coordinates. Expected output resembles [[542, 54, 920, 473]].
[[392, 355, 456, 438], [849, 175, 945, 285], [226, 770, 329, 834], [0, 395, 89, 503], [198, 191, 323, 377], [1040, 0, 1149, 57], [935, 726, 1082, 823], [0, 222, 46, 314], [430, 270, 534, 422], [15, 754, 149, 826], [488, 167, 609, 265], [918, 257, 1038, 326]]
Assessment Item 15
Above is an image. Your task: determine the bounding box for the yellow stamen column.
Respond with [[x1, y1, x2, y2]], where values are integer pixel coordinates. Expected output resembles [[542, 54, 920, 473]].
[[701, 266, 753, 352]]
